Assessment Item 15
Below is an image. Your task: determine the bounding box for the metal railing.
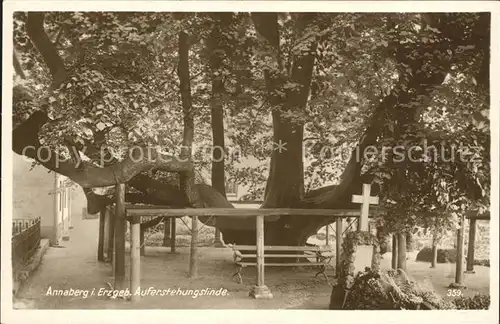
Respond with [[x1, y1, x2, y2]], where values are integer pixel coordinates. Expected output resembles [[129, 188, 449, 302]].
[[12, 217, 41, 272]]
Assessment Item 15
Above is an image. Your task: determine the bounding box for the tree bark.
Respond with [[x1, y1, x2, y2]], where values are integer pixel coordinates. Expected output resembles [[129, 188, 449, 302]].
[[26, 12, 67, 87], [178, 30, 201, 278], [13, 51, 26, 79]]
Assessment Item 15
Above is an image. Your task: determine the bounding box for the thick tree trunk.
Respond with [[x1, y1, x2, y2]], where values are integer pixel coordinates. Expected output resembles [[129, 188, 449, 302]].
[[178, 30, 201, 278], [219, 13, 319, 246], [208, 14, 230, 246]]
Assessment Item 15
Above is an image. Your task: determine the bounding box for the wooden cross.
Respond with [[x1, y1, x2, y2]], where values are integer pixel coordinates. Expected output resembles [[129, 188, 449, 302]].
[[352, 183, 379, 231]]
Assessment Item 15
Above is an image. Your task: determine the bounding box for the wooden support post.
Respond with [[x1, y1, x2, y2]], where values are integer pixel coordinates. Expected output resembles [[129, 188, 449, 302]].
[[336, 219, 342, 277], [189, 216, 199, 278], [140, 227, 145, 256], [450, 213, 466, 288], [214, 224, 223, 247], [397, 232, 407, 271], [107, 208, 115, 263], [325, 224, 330, 246], [103, 209, 109, 260], [114, 183, 126, 290], [431, 244, 438, 268], [97, 208, 105, 261], [391, 234, 398, 270], [162, 217, 171, 246], [130, 215, 141, 302], [171, 217, 177, 253], [465, 218, 477, 273], [249, 215, 272, 299]]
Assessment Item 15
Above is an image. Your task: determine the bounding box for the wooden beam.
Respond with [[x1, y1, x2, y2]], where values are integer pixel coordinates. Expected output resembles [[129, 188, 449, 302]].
[[126, 208, 363, 218], [114, 183, 126, 290], [130, 215, 141, 302], [97, 208, 105, 261], [466, 218, 477, 273]]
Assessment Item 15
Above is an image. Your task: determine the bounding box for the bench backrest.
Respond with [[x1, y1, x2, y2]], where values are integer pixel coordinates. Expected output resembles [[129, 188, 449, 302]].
[[233, 245, 332, 252]]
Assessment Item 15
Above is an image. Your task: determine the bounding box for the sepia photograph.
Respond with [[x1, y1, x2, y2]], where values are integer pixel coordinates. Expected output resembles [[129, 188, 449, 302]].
[[1, 1, 498, 323]]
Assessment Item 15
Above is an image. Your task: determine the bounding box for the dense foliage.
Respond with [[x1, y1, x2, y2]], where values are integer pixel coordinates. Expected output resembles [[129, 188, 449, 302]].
[[416, 247, 457, 263], [338, 269, 457, 310], [336, 268, 491, 310], [12, 12, 490, 244], [451, 293, 490, 309]]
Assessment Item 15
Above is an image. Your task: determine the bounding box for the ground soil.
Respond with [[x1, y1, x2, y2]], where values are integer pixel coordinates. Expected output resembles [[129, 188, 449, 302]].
[[14, 216, 490, 309]]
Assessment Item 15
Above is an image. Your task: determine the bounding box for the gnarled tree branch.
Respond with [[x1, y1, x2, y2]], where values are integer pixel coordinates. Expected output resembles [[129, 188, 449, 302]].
[[26, 12, 67, 87]]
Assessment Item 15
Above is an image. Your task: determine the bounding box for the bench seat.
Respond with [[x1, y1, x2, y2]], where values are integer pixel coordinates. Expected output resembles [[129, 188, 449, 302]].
[[230, 244, 334, 284]]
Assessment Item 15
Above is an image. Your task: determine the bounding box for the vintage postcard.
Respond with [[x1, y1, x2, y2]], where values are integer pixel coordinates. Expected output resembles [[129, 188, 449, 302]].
[[1, 1, 498, 324]]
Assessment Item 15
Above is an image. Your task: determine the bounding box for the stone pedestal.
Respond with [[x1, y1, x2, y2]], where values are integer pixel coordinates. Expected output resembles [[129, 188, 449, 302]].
[[249, 285, 273, 299], [353, 245, 373, 273]]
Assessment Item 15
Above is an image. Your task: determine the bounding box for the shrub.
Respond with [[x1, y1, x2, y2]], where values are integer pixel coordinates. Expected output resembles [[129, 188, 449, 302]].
[[416, 247, 457, 263], [452, 293, 490, 310], [473, 259, 490, 267], [337, 269, 456, 310]]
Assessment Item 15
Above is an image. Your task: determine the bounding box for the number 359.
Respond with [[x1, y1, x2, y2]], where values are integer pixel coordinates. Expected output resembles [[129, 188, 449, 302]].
[[447, 289, 462, 297]]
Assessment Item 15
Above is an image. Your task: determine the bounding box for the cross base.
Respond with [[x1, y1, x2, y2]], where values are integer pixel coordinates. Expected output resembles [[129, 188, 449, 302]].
[[249, 285, 273, 299], [213, 240, 224, 248]]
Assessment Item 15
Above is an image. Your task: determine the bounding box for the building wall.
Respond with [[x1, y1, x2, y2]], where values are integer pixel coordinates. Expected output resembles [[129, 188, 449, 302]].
[[13, 153, 57, 243], [13, 153, 86, 245]]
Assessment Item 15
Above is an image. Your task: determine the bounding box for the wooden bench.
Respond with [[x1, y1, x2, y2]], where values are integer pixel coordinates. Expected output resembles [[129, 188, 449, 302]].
[[230, 244, 335, 284]]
